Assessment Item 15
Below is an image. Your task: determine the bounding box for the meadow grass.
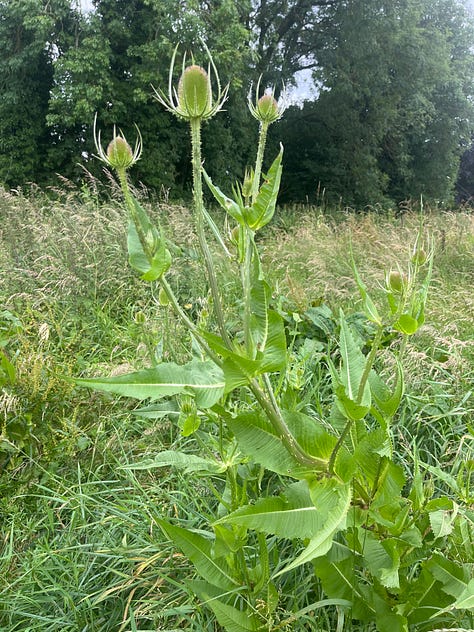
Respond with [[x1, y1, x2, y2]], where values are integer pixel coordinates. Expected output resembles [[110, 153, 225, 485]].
[[0, 187, 473, 630]]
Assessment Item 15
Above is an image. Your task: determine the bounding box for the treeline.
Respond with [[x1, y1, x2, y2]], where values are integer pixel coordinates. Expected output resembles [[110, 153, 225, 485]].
[[1, 0, 474, 206]]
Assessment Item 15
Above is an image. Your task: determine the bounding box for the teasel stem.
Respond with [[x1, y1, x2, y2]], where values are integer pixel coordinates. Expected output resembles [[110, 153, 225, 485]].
[[242, 230, 254, 357], [251, 121, 270, 204], [328, 324, 384, 476], [117, 167, 152, 261], [241, 120, 270, 357], [189, 117, 231, 348], [249, 376, 327, 470], [157, 276, 222, 367]]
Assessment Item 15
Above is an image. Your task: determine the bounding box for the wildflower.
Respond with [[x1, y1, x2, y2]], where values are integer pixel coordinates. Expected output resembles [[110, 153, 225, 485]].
[[387, 270, 407, 293], [248, 78, 287, 125], [93, 115, 142, 171], [153, 45, 228, 121]]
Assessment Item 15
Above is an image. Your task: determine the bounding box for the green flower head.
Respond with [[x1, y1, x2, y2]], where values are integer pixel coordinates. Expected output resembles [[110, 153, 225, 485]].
[[93, 115, 142, 171], [249, 78, 287, 125], [153, 44, 228, 121]]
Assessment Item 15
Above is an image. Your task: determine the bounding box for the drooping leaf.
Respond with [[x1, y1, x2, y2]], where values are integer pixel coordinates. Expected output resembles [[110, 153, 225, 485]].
[[203, 170, 244, 225], [426, 553, 470, 598], [156, 519, 238, 591], [121, 450, 226, 474], [273, 479, 351, 576], [215, 482, 332, 540], [76, 359, 225, 408], [127, 198, 171, 281], [227, 412, 312, 479]]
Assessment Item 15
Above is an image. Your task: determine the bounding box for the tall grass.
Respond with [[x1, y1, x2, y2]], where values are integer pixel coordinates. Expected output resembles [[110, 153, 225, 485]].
[[1, 187, 473, 630]]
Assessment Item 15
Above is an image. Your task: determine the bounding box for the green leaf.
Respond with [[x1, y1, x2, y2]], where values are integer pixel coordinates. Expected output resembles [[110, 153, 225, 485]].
[[259, 310, 287, 372], [215, 482, 333, 540], [243, 148, 283, 231], [329, 313, 371, 421], [362, 532, 400, 590], [273, 480, 351, 576], [450, 579, 474, 611], [156, 519, 238, 591], [426, 498, 459, 538], [426, 553, 470, 598], [369, 360, 404, 419], [127, 198, 171, 280], [204, 597, 263, 631], [351, 259, 382, 325], [76, 359, 225, 408], [339, 313, 371, 407], [227, 412, 311, 479], [393, 313, 419, 335], [121, 450, 227, 474], [203, 170, 244, 224], [249, 240, 270, 351]]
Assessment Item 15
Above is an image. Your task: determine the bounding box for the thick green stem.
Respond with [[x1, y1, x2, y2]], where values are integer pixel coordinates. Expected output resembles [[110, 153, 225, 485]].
[[189, 117, 231, 348], [251, 121, 269, 204], [117, 168, 152, 260], [158, 277, 222, 367], [356, 324, 384, 403], [329, 325, 384, 475], [249, 376, 327, 470], [241, 230, 254, 357]]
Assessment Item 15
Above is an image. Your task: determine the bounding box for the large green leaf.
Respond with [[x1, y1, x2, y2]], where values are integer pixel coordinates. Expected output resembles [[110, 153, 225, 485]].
[[426, 554, 470, 598], [227, 412, 311, 479], [369, 360, 404, 420], [156, 519, 238, 591], [362, 532, 401, 590], [450, 579, 474, 611], [215, 482, 331, 540], [243, 148, 283, 231], [313, 555, 375, 622], [249, 240, 270, 352], [76, 359, 224, 408], [274, 479, 351, 576], [127, 198, 171, 281], [203, 170, 244, 224], [205, 596, 263, 631], [121, 450, 226, 474], [336, 310, 371, 420]]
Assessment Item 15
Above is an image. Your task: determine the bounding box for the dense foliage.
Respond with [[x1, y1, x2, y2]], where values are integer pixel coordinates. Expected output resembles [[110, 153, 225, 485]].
[[0, 0, 474, 204]]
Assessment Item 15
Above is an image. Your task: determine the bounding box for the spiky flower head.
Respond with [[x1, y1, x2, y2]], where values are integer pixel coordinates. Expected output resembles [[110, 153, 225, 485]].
[[153, 44, 228, 121], [248, 77, 287, 125], [387, 270, 407, 293], [93, 115, 142, 171]]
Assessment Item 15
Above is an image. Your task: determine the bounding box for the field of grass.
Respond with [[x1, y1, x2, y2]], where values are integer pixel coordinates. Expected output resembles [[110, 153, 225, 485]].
[[0, 185, 473, 631]]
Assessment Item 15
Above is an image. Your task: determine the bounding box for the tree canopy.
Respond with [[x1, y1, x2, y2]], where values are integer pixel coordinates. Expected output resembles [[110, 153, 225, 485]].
[[0, 0, 473, 206]]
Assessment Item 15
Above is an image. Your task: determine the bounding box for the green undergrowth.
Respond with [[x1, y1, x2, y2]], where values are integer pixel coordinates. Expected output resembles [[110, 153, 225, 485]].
[[0, 188, 473, 630]]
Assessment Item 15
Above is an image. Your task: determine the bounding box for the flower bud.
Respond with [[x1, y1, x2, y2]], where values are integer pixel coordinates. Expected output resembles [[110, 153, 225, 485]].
[[248, 81, 287, 125], [177, 65, 212, 119], [256, 94, 280, 123], [387, 270, 407, 293], [230, 225, 240, 245], [106, 136, 135, 169], [411, 247, 427, 266], [241, 167, 254, 200]]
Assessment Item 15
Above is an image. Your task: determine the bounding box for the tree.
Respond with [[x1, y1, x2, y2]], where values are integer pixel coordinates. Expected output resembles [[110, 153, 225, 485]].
[[0, 0, 76, 186], [279, 0, 474, 206]]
